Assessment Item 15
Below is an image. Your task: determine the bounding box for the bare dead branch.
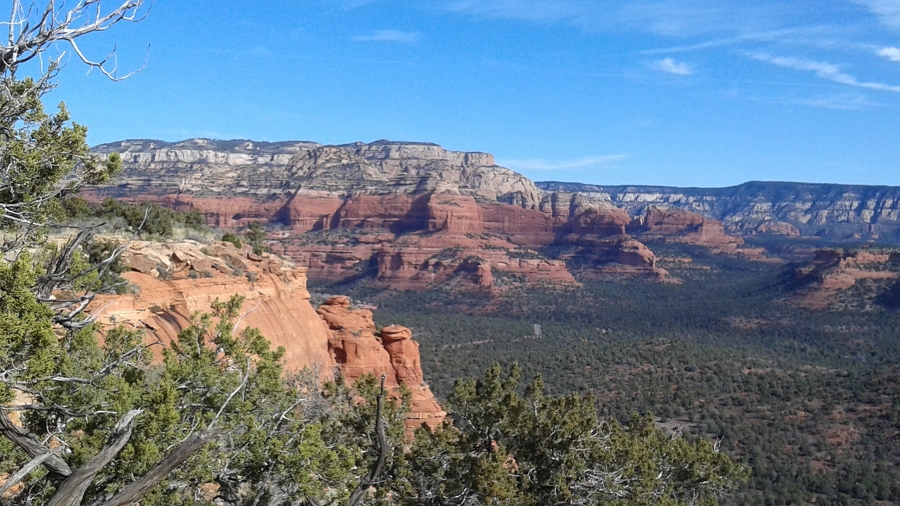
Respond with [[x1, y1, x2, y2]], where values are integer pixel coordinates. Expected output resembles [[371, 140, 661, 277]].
[[346, 374, 389, 506], [0, 409, 72, 477], [232, 300, 262, 337], [47, 409, 142, 506], [0, 445, 65, 497], [97, 428, 217, 506], [1, 404, 116, 418], [1, 0, 150, 79], [208, 357, 252, 430]]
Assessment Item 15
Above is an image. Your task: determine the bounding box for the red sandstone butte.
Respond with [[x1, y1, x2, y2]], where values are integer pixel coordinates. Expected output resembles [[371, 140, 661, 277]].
[[790, 249, 900, 310]]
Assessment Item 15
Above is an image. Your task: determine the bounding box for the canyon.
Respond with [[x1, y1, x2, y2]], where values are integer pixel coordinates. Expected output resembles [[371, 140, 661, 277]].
[[86, 139, 756, 289], [73, 140, 900, 504]]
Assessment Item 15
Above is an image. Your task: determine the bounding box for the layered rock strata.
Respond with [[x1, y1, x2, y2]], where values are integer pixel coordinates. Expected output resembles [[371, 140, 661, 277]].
[[91, 241, 333, 372], [86, 139, 750, 287], [538, 181, 900, 241], [88, 240, 444, 428], [629, 206, 744, 252]]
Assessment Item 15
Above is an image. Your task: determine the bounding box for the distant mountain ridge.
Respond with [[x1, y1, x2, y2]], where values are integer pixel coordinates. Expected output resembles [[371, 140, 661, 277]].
[[86, 137, 898, 291], [87, 138, 760, 287], [537, 180, 900, 241], [93, 138, 536, 207]]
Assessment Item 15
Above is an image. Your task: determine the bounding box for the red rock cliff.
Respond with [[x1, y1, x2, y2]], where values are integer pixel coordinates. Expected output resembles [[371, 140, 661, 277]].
[[316, 296, 446, 431], [84, 140, 755, 288], [630, 206, 744, 252], [89, 241, 445, 429]]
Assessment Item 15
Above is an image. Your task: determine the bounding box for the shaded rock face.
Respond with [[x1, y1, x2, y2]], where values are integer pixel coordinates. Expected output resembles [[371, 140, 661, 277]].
[[788, 249, 900, 310], [86, 139, 750, 288], [89, 241, 444, 430], [316, 296, 446, 431], [630, 206, 744, 250]]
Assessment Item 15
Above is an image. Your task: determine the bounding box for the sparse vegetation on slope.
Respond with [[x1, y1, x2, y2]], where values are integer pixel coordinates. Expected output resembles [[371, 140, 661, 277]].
[[324, 240, 900, 505]]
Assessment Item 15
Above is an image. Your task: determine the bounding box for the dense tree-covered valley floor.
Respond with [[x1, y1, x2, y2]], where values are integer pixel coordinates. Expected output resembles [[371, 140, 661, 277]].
[[314, 240, 900, 506]]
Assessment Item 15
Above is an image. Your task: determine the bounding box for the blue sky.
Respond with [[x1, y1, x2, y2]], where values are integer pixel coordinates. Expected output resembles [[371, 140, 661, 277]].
[[36, 0, 900, 187]]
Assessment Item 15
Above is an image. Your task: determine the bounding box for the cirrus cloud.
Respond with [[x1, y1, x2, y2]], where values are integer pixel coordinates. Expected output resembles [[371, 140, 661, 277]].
[[853, 0, 900, 31], [749, 52, 900, 93], [499, 154, 630, 171]]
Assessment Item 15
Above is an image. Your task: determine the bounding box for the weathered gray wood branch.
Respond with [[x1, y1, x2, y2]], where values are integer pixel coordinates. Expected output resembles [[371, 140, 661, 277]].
[[47, 409, 142, 506], [97, 428, 217, 506], [1, 0, 149, 79], [0, 445, 64, 497], [347, 374, 389, 506], [0, 409, 72, 477], [305, 375, 390, 506]]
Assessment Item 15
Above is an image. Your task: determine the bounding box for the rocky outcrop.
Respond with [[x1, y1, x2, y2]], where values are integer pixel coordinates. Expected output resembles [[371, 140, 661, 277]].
[[788, 249, 900, 310], [373, 230, 575, 290], [753, 221, 801, 237], [629, 206, 744, 252], [89, 241, 444, 429], [86, 140, 594, 288], [537, 181, 900, 241], [316, 296, 446, 431], [91, 241, 334, 373], [92, 139, 542, 208], [265, 193, 577, 290]]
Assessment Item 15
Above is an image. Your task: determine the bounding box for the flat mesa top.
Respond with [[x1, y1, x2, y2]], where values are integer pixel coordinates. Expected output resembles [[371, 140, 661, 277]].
[[92, 138, 462, 156]]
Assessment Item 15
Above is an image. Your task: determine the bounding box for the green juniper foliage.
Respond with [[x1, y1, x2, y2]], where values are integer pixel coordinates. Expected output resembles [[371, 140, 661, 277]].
[[61, 197, 208, 238], [221, 232, 243, 249], [244, 222, 268, 256], [396, 363, 748, 506], [0, 291, 376, 506]]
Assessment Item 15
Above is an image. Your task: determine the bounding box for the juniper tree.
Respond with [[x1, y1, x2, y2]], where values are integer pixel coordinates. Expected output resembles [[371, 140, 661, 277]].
[[0, 2, 354, 505], [397, 363, 749, 506]]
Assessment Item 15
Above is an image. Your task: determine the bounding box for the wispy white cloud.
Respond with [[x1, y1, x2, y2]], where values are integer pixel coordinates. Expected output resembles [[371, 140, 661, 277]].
[[640, 26, 846, 55], [499, 154, 629, 171], [616, 0, 778, 37], [443, 0, 581, 24], [651, 57, 693, 75], [749, 52, 900, 93], [879, 46, 900, 60], [800, 93, 879, 110], [353, 30, 421, 43], [442, 0, 791, 36], [853, 0, 900, 31]]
